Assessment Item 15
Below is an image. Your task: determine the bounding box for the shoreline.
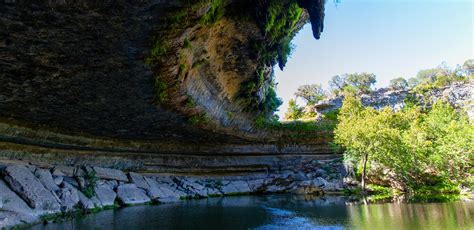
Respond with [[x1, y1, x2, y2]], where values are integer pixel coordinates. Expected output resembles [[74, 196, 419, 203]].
[[1, 161, 471, 229], [0, 158, 348, 228]]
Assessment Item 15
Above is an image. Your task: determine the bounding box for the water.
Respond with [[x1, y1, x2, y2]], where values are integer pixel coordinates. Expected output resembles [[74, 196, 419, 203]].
[[32, 195, 474, 230]]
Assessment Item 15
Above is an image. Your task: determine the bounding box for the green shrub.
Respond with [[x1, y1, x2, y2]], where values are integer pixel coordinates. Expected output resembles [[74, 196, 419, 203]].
[[189, 113, 209, 125], [183, 38, 192, 49], [178, 63, 186, 76], [185, 97, 196, 108], [226, 111, 233, 120], [200, 0, 225, 25], [323, 109, 339, 122], [284, 99, 303, 120], [154, 77, 168, 104], [334, 95, 473, 192], [261, 86, 283, 114], [192, 59, 208, 68], [82, 171, 98, 198]]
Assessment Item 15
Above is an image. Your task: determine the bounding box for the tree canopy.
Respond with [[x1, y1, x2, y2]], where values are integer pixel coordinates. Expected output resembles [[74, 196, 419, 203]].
[[334, 95, 473, 192], [389, 77, 409, 90], [294, 84, 325, 105], [329, 73, 377, 95]]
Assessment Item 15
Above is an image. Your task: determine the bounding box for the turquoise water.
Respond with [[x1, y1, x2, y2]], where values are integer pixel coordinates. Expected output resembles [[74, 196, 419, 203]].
[[32, 195, 474, 230]]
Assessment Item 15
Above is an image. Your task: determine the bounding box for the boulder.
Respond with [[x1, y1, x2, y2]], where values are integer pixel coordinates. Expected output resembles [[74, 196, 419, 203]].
[[34, 168, 60, 192], [94, 184, 116, 207], [247, 179, 265, 192], [0, 211, 39, 229], [179, 178, 207, 197], [91, 167, 128, 182], [143, 177, 163, 199], [129, 172, 149, 190], [144, 177, 181, 201], [3, 165, 61, 212], [205, 187, 222, 197], [313, 177, 329, 188], [116, 184, 150, 205], [0, 180, 38, 217], [57, 186, 80, 212], [77, 192, 96, 210], [52, 166, 75, 177], [63, 177, 79, 188], [53, 176, 64, 186], [221, 181, 251, 194]]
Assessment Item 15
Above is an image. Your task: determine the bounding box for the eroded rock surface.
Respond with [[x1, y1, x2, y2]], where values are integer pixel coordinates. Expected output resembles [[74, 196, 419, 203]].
[[0, 157, 351, 228], [3, 165, 61, 213], [116, 184, 151, 205]]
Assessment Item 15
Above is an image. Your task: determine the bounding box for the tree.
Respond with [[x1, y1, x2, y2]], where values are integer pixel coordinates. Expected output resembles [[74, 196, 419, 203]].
[[345, 72, 376, 93], [389, 77, 409, 90], [329, 74, 347, 95], [294, 84, 325, 105], [460, 59, 474, 77], [407, 77, 420, 88], [462, 59, 474, 70], [335, 95, 473, 192], [284, 99, 303, 120]]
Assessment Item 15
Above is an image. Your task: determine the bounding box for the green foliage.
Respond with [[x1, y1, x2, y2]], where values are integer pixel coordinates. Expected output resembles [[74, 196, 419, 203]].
[[329, 73, 377, 95], [145, 40, 170, 65], [189, 113, 209, 125], [410, 61, 471, 91], [328, 75, 346, 95], [238, 76, 282, 115], [254, 114, 270, 129], [192, 59, 208, 68], [255, 115, 336, 132], [284, 99, 303, 120], [183, 38, 192, 49], [240, 0, 305, 114], [226, 111, 233, 120], [185, 97, 196, 108], [252, 0, 303, 70], [389, 77, 409, 90], [82, 171, 98, 198], [323, 109, 340, 122], [261, 86, 283, 114], [154, 76, 169, 104], [178, 63, 186, 76], [294, 84, 325, 105], [335, 95, 473, 192], [345, 73, 377, 93], [200, 0, 225, 25]]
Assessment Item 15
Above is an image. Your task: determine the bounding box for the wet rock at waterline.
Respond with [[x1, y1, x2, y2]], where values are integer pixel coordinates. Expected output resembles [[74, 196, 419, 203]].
[[0, 158, 350, 228], [2, 165, 61, 213], [117, 184, 151, 205]]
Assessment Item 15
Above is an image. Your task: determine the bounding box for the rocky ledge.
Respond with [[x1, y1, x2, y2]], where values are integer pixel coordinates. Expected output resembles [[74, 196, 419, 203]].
[[314, 81, 474, 119], [0, 158, 349, 228]]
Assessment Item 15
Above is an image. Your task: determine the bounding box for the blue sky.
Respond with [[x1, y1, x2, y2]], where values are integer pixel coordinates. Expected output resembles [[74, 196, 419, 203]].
[[275, 0, 473, 118]]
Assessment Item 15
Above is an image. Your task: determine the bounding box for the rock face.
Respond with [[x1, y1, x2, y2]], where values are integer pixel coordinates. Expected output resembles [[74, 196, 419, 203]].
[[2, 165, 61, 213], [0, 0, 326, 144], [0, 158, 351, 228], [315, 81, 474, 119], [94, 184, 117, 207], [90, 167, 128, 182], [116, 184, 151, 205]]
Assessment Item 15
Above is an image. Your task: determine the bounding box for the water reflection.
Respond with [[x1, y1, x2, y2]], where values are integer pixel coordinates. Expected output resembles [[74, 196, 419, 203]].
[[32, 195, 474, 230]]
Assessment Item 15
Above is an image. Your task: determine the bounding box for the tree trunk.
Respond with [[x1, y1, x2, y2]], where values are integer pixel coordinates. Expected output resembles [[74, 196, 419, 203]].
[[361, 153, 368, 193]]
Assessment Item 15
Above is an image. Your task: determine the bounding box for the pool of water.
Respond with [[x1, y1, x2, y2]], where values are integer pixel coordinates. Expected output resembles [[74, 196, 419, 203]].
[[32, 195, 474, 230]]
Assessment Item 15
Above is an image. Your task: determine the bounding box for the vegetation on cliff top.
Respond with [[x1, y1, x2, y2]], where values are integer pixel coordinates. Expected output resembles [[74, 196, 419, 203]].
[[237, 0, 306, 117]]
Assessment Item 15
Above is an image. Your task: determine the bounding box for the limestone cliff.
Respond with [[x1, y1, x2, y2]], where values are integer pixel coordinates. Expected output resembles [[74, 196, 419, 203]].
[[314, 81, 474, 119], [0, 0, 329, 156]]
